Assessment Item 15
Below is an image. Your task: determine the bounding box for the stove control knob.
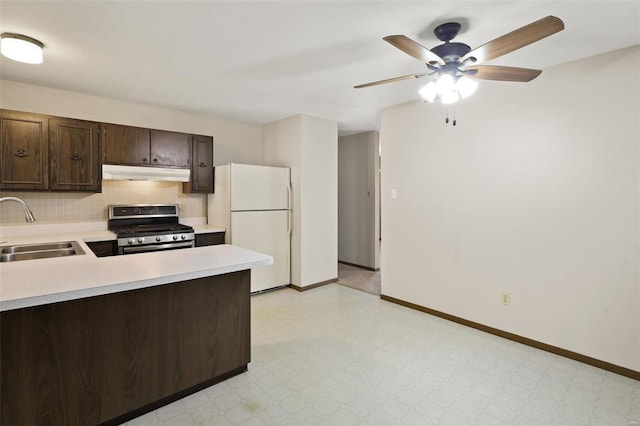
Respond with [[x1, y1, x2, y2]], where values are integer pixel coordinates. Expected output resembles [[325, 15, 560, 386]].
[[180, 234, 186, 240], [156, 236, 161, 242], [173, 235, 178, 241], [128, 239, 134, 245], [138, 237, 144, 243]]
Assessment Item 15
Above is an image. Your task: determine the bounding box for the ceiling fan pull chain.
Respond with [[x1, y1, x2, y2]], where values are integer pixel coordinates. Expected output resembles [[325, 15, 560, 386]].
[[445, 109, 449, 124], [453, 108, 457, 126]]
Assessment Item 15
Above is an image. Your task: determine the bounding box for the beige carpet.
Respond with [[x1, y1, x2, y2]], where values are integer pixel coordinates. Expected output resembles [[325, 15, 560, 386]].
[[337, 262, 381, 295]]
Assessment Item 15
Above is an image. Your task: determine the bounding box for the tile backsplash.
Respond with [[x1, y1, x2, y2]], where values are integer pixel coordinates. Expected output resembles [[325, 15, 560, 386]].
[[0, 181, 206, 225]]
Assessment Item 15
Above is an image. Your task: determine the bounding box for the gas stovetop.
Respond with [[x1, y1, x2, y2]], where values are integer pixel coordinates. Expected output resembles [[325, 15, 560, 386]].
[[107, 204, 195, 249], [110, 223, 194, 238]]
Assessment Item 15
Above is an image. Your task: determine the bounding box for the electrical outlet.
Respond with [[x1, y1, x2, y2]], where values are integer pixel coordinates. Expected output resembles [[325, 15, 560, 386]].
[[501, 291, 511, 306]]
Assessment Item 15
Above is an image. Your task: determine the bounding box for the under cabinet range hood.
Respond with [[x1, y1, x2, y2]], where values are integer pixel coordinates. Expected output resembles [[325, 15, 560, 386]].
[[102, 165, 190, 182]]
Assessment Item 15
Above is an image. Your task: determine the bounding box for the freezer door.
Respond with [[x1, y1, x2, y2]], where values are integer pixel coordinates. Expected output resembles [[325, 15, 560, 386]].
[[230, 164, 291, 211], [231, 210, 291, 292]]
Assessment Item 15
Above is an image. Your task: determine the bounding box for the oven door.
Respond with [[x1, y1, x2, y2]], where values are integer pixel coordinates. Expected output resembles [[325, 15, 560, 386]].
[[120, 241, 194, 255]]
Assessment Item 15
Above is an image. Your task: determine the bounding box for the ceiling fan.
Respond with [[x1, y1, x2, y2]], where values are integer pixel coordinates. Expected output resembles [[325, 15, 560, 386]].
[[355, 16, 565, 104]]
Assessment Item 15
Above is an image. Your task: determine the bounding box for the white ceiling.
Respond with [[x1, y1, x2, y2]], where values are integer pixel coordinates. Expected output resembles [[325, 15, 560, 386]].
[[1, 1, 639, 135]]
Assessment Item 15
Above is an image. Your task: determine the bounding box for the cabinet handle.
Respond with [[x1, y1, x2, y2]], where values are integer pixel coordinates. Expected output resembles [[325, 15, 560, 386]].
[[143, 158, 148, 163], [199, 162, 206, 168], [14, 149, 28, 158], [71, 153, 81, 161], [153, 158, 158, 162]]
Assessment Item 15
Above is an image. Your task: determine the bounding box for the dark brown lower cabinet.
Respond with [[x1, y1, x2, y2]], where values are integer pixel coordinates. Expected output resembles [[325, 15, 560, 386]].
[[0, 270, 250, 426], [85, 240, 117, 257], [195, 232, 225, 247]]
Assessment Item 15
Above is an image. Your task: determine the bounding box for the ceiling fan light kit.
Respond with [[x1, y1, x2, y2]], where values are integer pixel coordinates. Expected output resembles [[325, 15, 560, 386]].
[[0, 33, 44, 64], [455, 76, 478, 98], [419, 74, 478, 104], [356, 15, 565, 111]]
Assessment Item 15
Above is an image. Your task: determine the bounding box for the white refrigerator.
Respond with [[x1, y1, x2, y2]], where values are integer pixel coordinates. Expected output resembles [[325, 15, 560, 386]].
[[207, 163, 291, 293]]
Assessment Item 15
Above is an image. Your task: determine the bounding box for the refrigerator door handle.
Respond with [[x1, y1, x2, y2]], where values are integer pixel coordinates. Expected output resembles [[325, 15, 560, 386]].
[[287, 210, 292, 236], [287, 184, 292, 210]]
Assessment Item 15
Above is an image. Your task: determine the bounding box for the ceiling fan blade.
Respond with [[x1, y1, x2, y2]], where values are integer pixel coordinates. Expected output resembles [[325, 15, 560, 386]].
[[461, 16, 564, 64], [354, 73, 428, 89], [383, 35, 446, 65], [467, 65, 542, 82]]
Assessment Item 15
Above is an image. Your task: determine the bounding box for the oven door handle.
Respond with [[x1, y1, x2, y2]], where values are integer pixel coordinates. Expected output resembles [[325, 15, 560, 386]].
[[122, 241, 194, 254]]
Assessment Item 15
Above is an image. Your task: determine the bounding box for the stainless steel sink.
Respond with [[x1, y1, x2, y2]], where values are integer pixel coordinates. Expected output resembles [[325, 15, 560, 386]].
[[0, 241, 78, 254], [0, 241, 85, 262]]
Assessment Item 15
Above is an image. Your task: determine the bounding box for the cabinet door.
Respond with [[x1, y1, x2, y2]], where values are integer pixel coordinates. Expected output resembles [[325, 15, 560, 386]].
[[195, 232, 225, 247], [0, 110, 49, 190], [183, 135, 213, 193], [103, 123, 150, 165], [150, 130, 190, 168], [49, 118, 101, 192]]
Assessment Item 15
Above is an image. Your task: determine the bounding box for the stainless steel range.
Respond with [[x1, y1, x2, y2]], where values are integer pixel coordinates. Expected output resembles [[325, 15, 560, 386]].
[[108, 204, 195, 255]]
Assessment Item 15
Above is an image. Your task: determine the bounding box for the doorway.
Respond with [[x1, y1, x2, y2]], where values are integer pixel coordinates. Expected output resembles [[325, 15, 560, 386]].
[[337, 131, 381, 295]]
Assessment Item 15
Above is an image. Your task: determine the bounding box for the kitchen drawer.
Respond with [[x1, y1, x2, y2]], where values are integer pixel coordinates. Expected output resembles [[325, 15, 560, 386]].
[[195, 232, 225, 247]]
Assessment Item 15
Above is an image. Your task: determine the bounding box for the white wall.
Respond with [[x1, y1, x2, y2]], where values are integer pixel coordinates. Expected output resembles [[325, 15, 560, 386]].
[[263, 114, 338, 287], [0, 80, 263, 165], [380, 45, 640, 371], [338, 131, 380, 269], [263, 115, 303, 285], [299, 115, 338, 286]]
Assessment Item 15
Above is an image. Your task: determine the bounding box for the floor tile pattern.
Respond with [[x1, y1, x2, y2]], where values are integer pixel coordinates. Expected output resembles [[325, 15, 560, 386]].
[[124, 284, 639, 426], [337, 262, 381, 295]]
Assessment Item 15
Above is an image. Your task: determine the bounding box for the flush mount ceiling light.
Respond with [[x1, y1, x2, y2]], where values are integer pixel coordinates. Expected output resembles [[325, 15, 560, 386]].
[[1, 33, 44, 64]]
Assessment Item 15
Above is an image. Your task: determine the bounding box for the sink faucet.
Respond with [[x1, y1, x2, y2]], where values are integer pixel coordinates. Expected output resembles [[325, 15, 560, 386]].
[[0, 197, 36, 223]]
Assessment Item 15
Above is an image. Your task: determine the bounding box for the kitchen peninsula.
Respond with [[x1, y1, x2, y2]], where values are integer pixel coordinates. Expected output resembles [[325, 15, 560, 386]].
[[0, 234, 272, 425]]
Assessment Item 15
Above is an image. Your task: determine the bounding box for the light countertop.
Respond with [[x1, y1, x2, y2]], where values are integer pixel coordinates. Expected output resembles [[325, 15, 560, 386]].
[[192, 224, 227, 235], [0, 228, 269, 312]]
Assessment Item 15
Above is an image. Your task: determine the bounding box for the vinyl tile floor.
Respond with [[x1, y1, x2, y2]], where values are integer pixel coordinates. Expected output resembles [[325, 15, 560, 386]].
[[124, 284, 639, 426], [337, 262, 381, 296]]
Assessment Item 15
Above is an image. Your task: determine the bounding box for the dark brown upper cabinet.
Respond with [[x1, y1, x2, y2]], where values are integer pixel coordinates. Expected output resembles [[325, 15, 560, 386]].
[[49, 118, 101, 192], [102, 123, 150, 165], [2, 111, 213, 193], [0, 110, 49, 190], [103, 124, 191, 169], [183, 135, 214, 193], [150, 130, 190, 168], [1, 110, 101, 193]]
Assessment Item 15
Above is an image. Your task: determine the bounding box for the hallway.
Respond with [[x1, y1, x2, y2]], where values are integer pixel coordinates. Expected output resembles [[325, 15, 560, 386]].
[[337, 262, 381, 296]]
